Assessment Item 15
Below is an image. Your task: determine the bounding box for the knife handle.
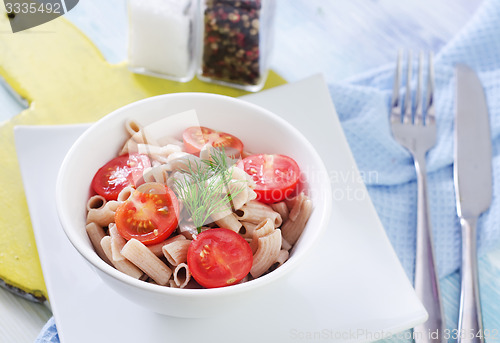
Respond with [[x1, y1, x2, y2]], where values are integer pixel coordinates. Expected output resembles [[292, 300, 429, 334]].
[[458, 217, 484, 343], [413, 157, 446, 343]]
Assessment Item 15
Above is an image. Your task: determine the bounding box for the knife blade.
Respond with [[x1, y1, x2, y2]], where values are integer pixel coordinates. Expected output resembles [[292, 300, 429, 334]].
[[454, 64, 492, 343]]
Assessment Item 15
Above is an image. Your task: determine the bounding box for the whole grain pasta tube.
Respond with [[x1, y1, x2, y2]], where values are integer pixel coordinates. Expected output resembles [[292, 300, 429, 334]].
[[250, 229, 282, 278], [240, 221, 258, 239], [148, 235, 186, 257], [121, 239, 172, 286], [177, 221, 198, 240], [249, 218, 274, 253], [235, 200, 282, 227], [168, 280, 179, 288], [86, 222, 111, 265], [209, 202, 232, 222], [109, 224, 126, 262], [275, 249, 289, 268], [228, 165, 256, 188], [227, 181, 257, 211], [120, 120, 149, 155], [125, 118, 142, 138], [281, 237, 292, 251], [254, 218, 275, 238], [117, 186, 135, 202], [100, 236, 143, 279], [285, 192, 307, 220], [136, 144, 182, 164], [127, 121, 157, 146], [86, 195, 106, 211], [215, 213, 242, 233], [271, 201, 289, 223], [142, 164, 170, 184], [162, 240, 192, 266], [86, 200, 120, 227], [173, 263, 191, 289], [166, 152, 203, 173], [281, 196, 313, 245]]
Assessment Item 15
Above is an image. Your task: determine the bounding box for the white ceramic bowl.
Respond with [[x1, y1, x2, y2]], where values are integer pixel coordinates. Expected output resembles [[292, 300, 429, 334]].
[[56, 93, 332, 318]]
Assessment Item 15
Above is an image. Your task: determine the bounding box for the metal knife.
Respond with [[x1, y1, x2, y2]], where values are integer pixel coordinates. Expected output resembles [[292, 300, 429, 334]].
[[454, 64, 492, 343]]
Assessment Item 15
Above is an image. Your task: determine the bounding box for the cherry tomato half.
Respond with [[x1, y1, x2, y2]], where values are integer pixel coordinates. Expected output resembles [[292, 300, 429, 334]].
[[182, 126, 244, 157], [115, 183, 180, 245], [238, 154, 300, 204], [91, 154, 151, 201], [187, 228, 253, 288]]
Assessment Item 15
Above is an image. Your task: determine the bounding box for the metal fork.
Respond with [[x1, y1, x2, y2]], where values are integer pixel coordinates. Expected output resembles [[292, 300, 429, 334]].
[[390, 51, 445, 343]]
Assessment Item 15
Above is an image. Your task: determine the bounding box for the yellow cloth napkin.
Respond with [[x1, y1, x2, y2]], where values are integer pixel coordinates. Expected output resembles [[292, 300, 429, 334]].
[[0, 12, 286, 301]]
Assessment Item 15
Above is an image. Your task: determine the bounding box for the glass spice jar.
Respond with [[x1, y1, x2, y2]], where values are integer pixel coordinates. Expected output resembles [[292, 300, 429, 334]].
[[128, 0, 198, 82], [197, 0, 277, 92]]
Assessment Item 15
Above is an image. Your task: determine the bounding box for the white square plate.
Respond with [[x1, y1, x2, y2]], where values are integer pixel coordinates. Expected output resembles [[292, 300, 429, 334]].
[[15, 75, 426, 343]]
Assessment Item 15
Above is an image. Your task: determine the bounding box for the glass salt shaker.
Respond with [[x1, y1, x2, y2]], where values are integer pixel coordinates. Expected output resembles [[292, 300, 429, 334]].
[[128, 0, 198, 82], [197, 0, 277, 92]]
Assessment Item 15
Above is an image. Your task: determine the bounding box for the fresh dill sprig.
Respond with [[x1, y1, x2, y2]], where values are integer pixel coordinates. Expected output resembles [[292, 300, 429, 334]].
[[173, 147, 245, 233]]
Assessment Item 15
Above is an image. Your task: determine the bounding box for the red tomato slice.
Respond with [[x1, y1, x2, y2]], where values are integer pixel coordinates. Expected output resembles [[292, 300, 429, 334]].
[[91, 154, 151, 201], [182, 126, 244, 157], [187, 228, 253, 288], [238, 154, 300, 204], [115, 183, 180, 245]]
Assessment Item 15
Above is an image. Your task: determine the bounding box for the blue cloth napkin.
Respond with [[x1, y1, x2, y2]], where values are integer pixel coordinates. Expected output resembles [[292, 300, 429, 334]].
[[36, 0, 500, 341], [34, 317, 58, 343]]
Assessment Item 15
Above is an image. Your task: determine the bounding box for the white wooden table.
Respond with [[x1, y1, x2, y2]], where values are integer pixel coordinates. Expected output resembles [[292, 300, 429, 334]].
[[0, 0, 486, 342]]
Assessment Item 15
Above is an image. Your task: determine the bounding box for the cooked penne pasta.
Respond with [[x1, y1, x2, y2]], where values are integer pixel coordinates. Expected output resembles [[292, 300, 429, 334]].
[[214, 213, 242, 232], [166, 152, 203, 173], [199, 144, 215, 161], [100, 236, 143, 279], [162, 239, 192, 266], [281, 237, 292, 251], [121, 239, 172, 286], [86, 195, 106, 211], [173, 263, 191, 288], [240, 221, 258, 238], [125, 118, 142, 138], [271, 201, 289, 223], [148, 235, 186, 257], [209, 202, 233, 222], [117, 186, 135, 202], [86, 200, 120, 227], [137, 143, 182, 164], [120, 120, 157, 154], [227, 181, 256, 211], [131, 128, 157, 146], [275, 249, 289, 268], [249, 218, 274, 253], [177, 221, 198, 240], [228, 165, 255, 187], [281, 195, 313, 245], [286, 192, 307, 221], [142, 164, 170, 184], [119, 137, 137, 155], [86, 222, 111, 265], [168, 280, 179, 288], [235, 200, 282, 227], [250, 229, 282, 278], [109, 224, 126, 262], [253, 218, 275, 238]]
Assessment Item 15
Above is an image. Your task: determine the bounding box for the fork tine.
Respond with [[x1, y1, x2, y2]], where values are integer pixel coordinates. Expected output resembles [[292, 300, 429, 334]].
[[425, 52, 435, 125], [403, 52, 413, 124], [390, 50, 403, 123], [414, 52, 424, 125]]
